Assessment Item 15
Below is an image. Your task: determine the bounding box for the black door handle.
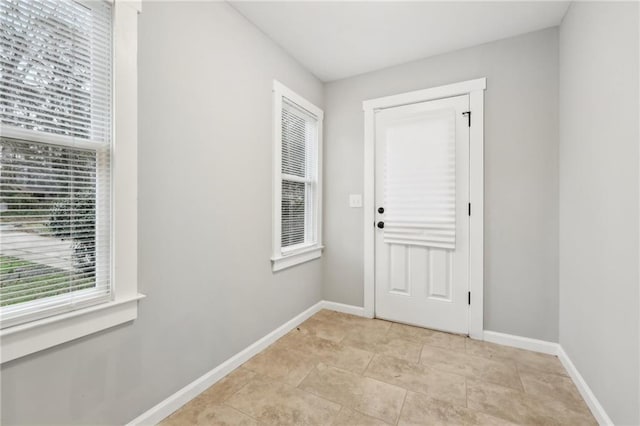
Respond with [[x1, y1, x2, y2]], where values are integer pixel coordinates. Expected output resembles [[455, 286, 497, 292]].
[[378, 207, 384, 214], [377, 221, 384, 229]]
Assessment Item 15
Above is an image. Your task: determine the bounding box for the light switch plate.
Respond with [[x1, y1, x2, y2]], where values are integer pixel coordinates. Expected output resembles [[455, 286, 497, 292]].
[[349, 194, 363, 208]]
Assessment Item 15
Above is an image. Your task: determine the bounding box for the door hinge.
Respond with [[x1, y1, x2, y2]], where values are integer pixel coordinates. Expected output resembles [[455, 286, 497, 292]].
[[468, 203, 471, 216], [468, 291, 471, 305], [462, 111, 471, 127]]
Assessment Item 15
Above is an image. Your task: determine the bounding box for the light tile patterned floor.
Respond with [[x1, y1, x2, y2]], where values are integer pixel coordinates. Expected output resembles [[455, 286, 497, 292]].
[[160, 310, 596, 425]]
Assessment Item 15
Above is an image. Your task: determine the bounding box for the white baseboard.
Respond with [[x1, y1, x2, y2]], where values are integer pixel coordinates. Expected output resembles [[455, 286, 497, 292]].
[[556, 346, 614, 426], [483, 330, 612, 426], [320, 301, 366, 317], [127, 301, 325, 426], [482, 330, 558, 355]]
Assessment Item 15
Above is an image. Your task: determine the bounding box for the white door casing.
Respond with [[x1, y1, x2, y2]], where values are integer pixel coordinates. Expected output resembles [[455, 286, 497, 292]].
[[375, 95, 469, 334], [363, 78, 485, 339]]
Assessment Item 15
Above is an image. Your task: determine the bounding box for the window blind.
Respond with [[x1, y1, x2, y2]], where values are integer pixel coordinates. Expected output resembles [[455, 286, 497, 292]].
[[383, 108, 456, 250], [0, 0, 112, 328], [280, 99, 317, 250]]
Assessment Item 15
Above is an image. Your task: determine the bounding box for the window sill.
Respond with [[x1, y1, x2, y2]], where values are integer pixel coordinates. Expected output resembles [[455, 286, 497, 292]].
[[272, 245, 323, 272], [0, 294, 145, 364]]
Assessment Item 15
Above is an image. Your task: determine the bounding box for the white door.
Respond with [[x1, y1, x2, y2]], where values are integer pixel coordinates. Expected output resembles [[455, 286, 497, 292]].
[[374, 94, 470, 334]]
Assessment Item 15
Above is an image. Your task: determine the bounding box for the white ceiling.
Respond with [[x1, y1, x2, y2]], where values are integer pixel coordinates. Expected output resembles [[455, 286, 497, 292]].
[[230, 1, 570, 82]]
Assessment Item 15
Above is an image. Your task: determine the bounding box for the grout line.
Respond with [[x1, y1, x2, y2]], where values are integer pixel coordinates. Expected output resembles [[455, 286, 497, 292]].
[[299, 358, 398, 425], [464, 376, 468, 408], [294, 370, 344, 407], [351, 406, 390, 425], [395, 389, 409, 426], [362, 366, 468, 411], [222, 402, 261, 423], [418, 341, 425, 362], [336, 328, 349, 345], [217, 374, 262, 423], [358, 373, 403, 390], [464, 336, 471, 354], [383, 323, 393, 339], [329, 405, 345, 426], [418, 352, 524, 394], [262, 366, 345, 421], [294, 362, 318, 389], [361, 351, 376, 376], [514, 362, 527, 394], [221, 373, 257, 404]]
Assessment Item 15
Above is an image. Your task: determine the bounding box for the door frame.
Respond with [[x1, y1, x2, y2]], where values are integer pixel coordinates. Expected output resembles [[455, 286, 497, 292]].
[[362, 78, 486, 340]]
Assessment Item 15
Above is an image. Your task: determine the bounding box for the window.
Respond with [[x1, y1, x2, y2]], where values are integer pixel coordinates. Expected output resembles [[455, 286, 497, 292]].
[[0, 0, 142, 363], [1, 0, 112, 328], [272, 81, 323, 271]]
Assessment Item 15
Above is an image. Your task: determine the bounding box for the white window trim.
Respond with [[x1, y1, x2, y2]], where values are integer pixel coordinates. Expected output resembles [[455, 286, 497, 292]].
[[271, 81, 324, 272], [0, 0, 143, 364]]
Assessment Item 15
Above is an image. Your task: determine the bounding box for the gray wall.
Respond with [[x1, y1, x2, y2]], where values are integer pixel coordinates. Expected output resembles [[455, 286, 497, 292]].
[[558, 2, 639, 424], [323, 28, 560, 342], [0, 2, 324, 424]]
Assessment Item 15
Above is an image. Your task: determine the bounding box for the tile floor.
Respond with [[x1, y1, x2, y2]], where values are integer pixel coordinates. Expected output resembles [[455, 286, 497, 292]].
[[161, 310, 596, 425]]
